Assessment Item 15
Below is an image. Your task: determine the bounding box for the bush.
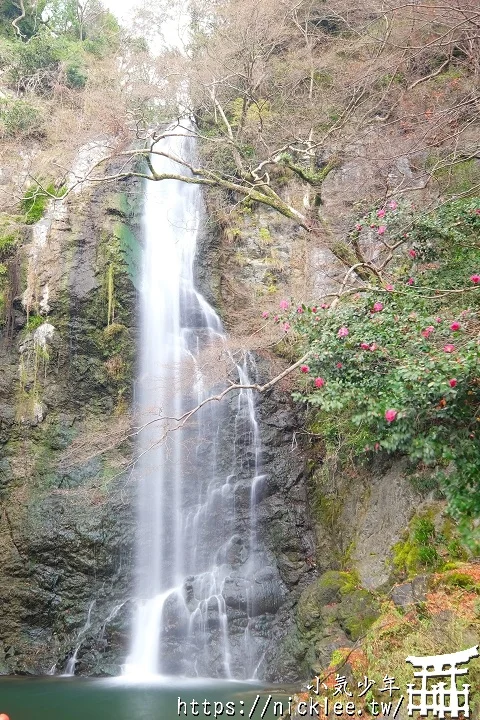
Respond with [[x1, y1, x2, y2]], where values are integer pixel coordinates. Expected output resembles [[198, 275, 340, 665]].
[[0, 232, 18, 260], [7, 33, 61, 92], [274, 198, 480, 548], [65, 62, 88, 88], [0, 0, 47, 40], [0, 98, 44, 138]]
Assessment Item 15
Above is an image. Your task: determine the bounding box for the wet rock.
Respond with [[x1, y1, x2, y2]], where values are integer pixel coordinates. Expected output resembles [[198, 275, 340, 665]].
[[391, 575, 428, 608]]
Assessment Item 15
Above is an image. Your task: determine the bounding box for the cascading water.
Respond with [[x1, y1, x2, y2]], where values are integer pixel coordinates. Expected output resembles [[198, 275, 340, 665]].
[[125, 127, 284, 680]]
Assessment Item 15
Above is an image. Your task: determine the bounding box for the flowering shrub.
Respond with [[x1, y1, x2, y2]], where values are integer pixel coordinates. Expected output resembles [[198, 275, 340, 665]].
[[272, 199, 480, 546]]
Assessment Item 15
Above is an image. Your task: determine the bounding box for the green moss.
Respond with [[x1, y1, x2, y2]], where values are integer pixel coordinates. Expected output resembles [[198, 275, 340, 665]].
[[393, 513, 440, 577], [442, 572, 479, 592], [393, 508, 472, 579], [258, 227, 272, 245], [330, 648, 349, 667], [21, 183, 66, 225], [24, 314, 46, 334], [103, 322, 127, 339], [378, 72, 405, 87], [428, 158, 480, 197], [278, 154, 337, 186], [338, 588, 379, 640], [332, 240, 357, 266], [297, 570, 380, 649]]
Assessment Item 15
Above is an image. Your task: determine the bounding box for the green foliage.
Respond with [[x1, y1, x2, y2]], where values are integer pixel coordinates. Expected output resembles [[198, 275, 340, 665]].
[[21, 182, 66, 224], [6, 31, 61, 91], [43, 0, 119, 49], [0, 0, 47, 40], [277, 198, 480, 548], [24, 313, 46, 333], [1, 2, 117, 94], [0, 231, 18, 260], [393, 515, 440, 576], [442, 572, 479, 592], [392, 514, 470, 578], [65, 61, 87, 88], [0, 98, 44, 138]]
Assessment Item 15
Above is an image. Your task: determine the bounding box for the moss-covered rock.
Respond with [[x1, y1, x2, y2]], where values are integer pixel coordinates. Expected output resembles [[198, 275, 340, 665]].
[[0, 170, 142, 675], [287, 570, 380, 677]]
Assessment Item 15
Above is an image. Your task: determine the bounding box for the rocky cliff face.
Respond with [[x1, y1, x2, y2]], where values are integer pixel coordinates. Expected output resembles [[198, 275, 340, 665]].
[[0, 165, 319, 679], [193, 190, 440, 684], [0, 154, 453, 682], [0, 168, 141, 675]]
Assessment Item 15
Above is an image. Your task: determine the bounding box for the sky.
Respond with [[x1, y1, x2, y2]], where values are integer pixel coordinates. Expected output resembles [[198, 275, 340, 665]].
[[102, 0, 134, 23], [101, 0, 188, 53]]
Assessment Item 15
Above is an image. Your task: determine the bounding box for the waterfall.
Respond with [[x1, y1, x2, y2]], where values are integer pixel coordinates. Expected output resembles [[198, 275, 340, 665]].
[[125, 126, 284, 680], [63, 600, 96, 676]]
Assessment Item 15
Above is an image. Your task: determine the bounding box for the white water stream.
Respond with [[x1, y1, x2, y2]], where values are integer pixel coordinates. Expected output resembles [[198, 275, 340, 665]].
[[124, 127, 280, 679]]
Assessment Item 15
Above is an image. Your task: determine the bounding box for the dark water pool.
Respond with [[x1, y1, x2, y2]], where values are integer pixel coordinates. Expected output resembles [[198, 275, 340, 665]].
[[0, 677, 291, 720]]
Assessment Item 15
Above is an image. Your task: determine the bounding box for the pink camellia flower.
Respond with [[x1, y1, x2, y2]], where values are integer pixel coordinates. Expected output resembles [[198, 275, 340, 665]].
[[377, 208, 386, 218], [338, 326, 349, 338], [314, 377, 325, 388], [374, 442, 381, 451], [312, 306, 317, 313], [450, 321, 461, 331], [321, 303, 329, 310], [360, 342, 370, 350], [385, 284, 394, 291], [377, 226, 387, 235], [283, 322, 291, 332], [336, 362, 343, 369], [449, 378, 458, 388], [370, 343, 378, 351], [444, 344, 455, 353], [274, 315, 279, 323], [470, 274, 480, 284], [370, 223, 376, 229], [355, 224, 362, 231], [385, 409, 398, 423], [408, 249, 416, 258], [373, 302, 383, 312], [421, 326, 434, 338], [262, 311, 269, 319], [279, 299, 289, 310], [297, 306, 304, 314], [407, 277, 415, 285], [300, 365, 310, 373], [388, 200, 398, 210], [436, 317, 442, 323]]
